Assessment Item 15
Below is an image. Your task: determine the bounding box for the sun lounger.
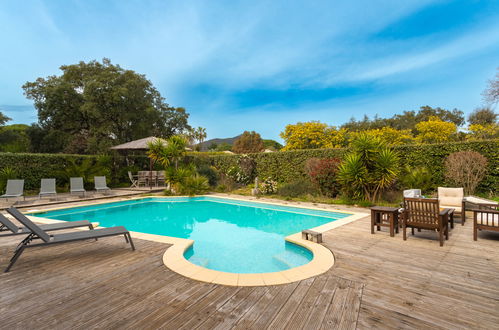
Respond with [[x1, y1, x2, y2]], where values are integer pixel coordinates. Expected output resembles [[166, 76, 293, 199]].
[[4, 207, 134, 272], [1, 179, 24, 201], [70, 177, 86, 196], [39, 178, 57, 199], [0, 213, 95, 237], [94, 176, 111, 193]]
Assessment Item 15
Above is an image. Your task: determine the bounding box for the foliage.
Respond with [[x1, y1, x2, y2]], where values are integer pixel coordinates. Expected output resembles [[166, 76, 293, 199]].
[[0, 124, 31, 152], [348, 127, 414, 146], [415, 116, 457, 143], [57, 156, 111, 188], [337, 134, 399, 202], [468, 107, 497, 125], [482, 67, 499, 105], [22, 58, 191, 154], [147, 135, 188, 169], [176, 174, 210, 196], [398, 165, 434, 193], [260, 177, 278, 194], [467, 124, 499, 140], [196, 165, 219, 186], [189, 126, 207, 150], [342, 106, 465, 132], [232, 131, 264, 154], [277, 179, 317, 198], [263, 139, 283, 151], [304, 158, 341, 197], [0, 167, 18, 194], [280, 121, 347, 150], [444, 151, 488, 195], [0, 111, 11, 126]]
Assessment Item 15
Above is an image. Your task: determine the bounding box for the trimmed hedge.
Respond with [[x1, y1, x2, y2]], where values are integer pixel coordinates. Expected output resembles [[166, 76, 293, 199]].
[[1, 140, 497, 193], [0, 153, 94, 190], [204, 140, 499, 193]]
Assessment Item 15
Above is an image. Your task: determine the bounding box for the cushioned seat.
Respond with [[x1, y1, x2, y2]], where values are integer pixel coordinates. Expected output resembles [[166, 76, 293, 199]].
[[438, 187, 465, 225]]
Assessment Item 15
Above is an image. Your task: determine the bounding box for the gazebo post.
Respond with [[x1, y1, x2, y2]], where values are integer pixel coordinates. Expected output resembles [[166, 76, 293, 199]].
[[149, 158, 153, 190]]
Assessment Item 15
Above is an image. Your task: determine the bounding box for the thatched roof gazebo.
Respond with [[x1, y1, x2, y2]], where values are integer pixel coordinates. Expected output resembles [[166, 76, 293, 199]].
[[110, 136, 167, 151]]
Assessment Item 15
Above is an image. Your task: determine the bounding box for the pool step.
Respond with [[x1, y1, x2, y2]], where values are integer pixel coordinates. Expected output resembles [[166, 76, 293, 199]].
[[188, 256, 209, 268], [272, 253, 294, 268]]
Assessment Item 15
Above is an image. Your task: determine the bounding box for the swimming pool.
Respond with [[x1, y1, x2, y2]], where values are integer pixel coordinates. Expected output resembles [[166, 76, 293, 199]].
[[30, 196, 351, 274]]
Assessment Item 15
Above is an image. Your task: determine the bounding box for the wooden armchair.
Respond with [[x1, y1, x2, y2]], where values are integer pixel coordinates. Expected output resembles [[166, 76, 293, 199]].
[[437, 187, 465, 225], [472, 203, 499, 241], [401, 198, 450, 246]]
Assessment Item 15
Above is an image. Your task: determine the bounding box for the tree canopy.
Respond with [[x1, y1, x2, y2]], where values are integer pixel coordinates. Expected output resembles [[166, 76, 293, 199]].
[[342, 106, 465, 132], [468, 107, 497, 126], [232, 131, 264, 154], [0, 111, 10, 126], [23, 58, 191, 154], [483, 68, 499, 105]]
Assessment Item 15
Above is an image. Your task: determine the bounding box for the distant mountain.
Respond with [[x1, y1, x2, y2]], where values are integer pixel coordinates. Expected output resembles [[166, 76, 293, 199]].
[[198, 135, 242, 151]]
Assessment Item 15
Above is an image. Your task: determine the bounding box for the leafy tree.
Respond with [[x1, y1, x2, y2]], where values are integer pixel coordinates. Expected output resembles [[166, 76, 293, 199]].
[[215, 143, 232, 151], [467, 123, 499, 140], [348, 127, 414, 146], [0, 124, 31, 152], [468, 107, 497, 125], [0, 111, 10, 126], [263, 139, 283, 151], [415, 116, 457, 143], [280, 122, 347, 150], [232, 131, 264, 153], [342, 106, 465, 132], [483, 67, 499, 105], [338, 134, 399, 202], [23, 58, 191, 154]]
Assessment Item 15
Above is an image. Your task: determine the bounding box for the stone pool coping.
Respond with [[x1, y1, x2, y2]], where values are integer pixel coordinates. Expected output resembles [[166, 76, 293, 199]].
[[22, 195, 368, 286]]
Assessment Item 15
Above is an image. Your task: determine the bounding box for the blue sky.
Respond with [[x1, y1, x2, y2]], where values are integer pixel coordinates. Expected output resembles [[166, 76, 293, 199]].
[[0, 0, 498, 141]]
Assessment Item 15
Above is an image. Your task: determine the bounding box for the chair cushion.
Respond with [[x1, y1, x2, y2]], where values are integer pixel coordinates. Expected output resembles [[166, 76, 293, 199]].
[[438, 187, 463, 208], [475, 212, 499, 227], [440, 205, 462, 213]]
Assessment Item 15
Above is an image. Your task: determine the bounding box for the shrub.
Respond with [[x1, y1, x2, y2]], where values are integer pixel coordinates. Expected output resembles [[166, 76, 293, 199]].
[[197, 165, 219, 186], [277, 179, 317, 198], [444, 151, 488, 195], [399, 165, 434, 193], [176, 174, 210, 196], [304, 158, 341, 197], [338, 134, 399, 202], [260, 177, 278, 194], [0, 167, 18, 194]]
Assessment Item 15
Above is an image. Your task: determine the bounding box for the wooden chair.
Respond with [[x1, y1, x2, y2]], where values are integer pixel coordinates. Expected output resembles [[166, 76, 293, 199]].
[[401, 198, 450, 247], [472, 203, 499, 241]]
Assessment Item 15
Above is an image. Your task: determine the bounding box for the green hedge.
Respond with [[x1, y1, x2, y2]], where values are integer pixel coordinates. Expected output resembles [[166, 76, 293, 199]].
[[0, 153, 94, 190], [204, 140, 499, 193], [2, 140, 497, 193]]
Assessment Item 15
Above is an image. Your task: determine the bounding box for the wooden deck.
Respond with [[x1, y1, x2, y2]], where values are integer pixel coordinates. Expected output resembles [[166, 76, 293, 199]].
[[1, 208, 498, 329]]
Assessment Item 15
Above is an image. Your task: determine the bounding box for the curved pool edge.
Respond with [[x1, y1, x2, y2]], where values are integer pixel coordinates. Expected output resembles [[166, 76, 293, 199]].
[[23, 195, 369, 287], [162, 233, 335, 287]]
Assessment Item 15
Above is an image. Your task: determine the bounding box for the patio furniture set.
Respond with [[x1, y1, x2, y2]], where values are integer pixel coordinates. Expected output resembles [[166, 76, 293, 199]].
[[128, 171, 166, 188], [371, 187, 499, 245]]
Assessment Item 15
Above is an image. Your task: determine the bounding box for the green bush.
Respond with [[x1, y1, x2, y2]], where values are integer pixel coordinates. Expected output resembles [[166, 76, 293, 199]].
[[176, 174, 210, 196], [277, 179, 317, 198]]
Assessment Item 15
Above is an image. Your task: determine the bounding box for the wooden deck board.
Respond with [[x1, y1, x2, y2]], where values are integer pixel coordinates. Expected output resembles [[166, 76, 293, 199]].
[[1, 207, 498, 329]]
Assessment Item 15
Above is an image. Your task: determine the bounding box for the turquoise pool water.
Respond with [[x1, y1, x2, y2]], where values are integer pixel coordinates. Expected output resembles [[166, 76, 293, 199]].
[[30, 197, 350, 273]]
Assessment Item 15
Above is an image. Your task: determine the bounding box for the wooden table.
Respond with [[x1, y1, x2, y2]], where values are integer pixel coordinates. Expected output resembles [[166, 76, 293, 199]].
[[370, 206, 400, 237]]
